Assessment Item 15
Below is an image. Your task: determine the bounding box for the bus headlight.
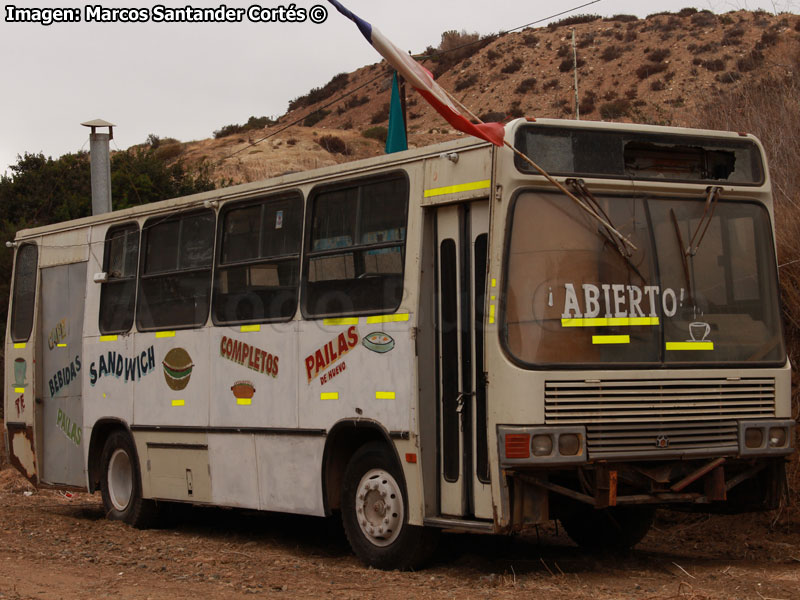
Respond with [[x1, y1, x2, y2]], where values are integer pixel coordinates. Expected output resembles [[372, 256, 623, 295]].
[[745, 427, 764, 449], [739, 420, 794, 456], [769, 427, 788, 448], [558, 433, 581, 456], [532, 434, 553, 456], [499, 426, 586, 466]]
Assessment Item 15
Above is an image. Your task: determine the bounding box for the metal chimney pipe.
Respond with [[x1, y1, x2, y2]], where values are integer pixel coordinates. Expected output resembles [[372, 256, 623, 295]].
[[80, 119, 115, 215]]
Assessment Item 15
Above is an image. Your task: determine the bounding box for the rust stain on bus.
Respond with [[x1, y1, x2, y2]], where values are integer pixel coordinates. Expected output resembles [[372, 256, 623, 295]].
[[6, 423, 37, 483]]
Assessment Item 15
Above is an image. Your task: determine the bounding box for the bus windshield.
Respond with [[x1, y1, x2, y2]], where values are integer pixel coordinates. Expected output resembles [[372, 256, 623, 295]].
[[502, 191, 785, 367]]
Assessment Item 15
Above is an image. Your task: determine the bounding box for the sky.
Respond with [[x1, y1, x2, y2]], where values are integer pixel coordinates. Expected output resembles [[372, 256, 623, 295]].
[[1, 0, 797, 176]]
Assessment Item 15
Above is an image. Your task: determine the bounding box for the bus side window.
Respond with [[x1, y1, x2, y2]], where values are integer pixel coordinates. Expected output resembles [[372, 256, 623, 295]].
[[303, 174, 408, 317], [10, 243, 38, 342], [213, 192, 303, 324], [99, 223, 139, 334], [136, 209, 215, 330]]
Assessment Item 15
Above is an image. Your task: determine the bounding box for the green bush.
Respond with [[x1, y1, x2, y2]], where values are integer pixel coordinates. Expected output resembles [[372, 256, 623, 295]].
[[635, 62, 668, 79], [455, 74, 478, 91], [599, 98, 631, 119], [515, 77, 537, 94], [605, 14, 638, 23], [370, 103, 390, 124], [646, 48, 671, 62], [600, 45, 624, 62], [303, 109, 330, 127], [288, 72, 349, 111], [214, 115, 276, 139], [501, 57, 523, 74], [362, 126, 388, 143], [548, 14, 601, 29], [317, 135, 351, 155]]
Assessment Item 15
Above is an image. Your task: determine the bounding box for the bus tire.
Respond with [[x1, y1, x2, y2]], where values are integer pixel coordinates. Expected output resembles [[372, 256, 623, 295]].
[[341, 441, 438, 570], [560, 505, 655, 553], [99, 430, 157, 529]]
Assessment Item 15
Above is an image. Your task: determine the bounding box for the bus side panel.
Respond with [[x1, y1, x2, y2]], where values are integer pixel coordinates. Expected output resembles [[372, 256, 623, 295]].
[[207, 433, 260, 508], [297, 319, 414, 433], [254, 434, 326, 515], [82, 335, 136, 435], [133, 331, 210, 428], [210, 322, 298, 428]]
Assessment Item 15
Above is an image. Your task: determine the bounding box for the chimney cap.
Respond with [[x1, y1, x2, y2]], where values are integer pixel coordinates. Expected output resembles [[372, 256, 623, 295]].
[[81, 118, 115, 128]]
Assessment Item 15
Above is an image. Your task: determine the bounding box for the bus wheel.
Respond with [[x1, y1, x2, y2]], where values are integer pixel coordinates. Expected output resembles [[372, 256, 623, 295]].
[[560, 505, 655, 553], [341, 441, 438, 570], [99, 431, 157, 528]]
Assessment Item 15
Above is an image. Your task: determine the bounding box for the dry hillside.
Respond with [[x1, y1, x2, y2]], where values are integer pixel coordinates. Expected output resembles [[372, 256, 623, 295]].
[[161, 9, 800, 184]]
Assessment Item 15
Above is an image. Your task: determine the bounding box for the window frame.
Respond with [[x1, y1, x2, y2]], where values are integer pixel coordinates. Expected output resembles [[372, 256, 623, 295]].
[[136, 208, 216, 332], [301, 171, 410, 319], [98, 222, 140, 335], [10, 242, 38, 343], [212, 190, 304, 325]]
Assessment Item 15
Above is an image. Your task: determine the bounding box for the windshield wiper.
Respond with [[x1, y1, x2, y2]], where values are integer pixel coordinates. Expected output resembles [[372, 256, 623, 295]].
[[670, 208, 695, 307], [670, 186, 723, 308], [567, 179, 646, 283], [687, 186, 722, 256]]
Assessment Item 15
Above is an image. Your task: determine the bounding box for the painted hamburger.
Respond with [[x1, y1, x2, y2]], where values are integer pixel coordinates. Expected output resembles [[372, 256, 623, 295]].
[[162, 347, 194, 391], [231, 380, 256, 400]]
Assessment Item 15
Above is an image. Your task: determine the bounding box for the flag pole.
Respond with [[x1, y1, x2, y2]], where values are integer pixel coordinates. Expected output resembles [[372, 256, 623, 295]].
[[440, 87, 637, 251]]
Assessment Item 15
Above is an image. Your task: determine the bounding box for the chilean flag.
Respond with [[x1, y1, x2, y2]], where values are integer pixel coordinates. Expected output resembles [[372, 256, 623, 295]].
[[327, 0, 506, 146]]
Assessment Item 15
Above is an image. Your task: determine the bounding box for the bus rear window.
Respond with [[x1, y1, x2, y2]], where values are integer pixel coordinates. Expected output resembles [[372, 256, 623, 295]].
[[10, 243, 38, 342], [303, 174, 408, 317]]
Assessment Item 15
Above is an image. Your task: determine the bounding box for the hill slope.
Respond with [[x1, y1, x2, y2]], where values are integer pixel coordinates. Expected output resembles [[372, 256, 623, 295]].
[[167, 9, 800, 184]]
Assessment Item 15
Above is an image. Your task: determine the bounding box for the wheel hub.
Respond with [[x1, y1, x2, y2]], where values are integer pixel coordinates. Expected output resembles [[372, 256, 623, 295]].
[[107, 448, 133, 512], [355, 468, 403, 547]]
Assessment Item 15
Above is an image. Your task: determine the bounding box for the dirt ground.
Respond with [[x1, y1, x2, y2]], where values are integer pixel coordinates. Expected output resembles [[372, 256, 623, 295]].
[[2, 442, 800, 600]]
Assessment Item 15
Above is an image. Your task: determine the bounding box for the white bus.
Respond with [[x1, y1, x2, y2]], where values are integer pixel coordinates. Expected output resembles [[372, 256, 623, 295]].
[[4, 118, 794, 569]]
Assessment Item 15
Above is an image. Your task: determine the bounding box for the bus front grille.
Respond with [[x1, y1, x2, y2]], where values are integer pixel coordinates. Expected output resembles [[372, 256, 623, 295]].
[[545, 377, 775, 456]]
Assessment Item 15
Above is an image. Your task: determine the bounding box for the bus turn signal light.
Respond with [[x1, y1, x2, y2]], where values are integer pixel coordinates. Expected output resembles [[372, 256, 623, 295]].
[[505, 434, 531, 459]]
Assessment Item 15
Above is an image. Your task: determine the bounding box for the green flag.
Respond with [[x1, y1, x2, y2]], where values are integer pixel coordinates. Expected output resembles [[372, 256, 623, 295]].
[[385, 72, 407, 153]]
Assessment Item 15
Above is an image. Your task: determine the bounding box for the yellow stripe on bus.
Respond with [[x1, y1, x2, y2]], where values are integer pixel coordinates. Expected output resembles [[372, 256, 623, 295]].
[[240, 325, 261, 332], [592, 335, 630, 345], [561, 317, 660, 327], [423, 179, 491, 198], [99, 335, 118, 342], [666, 341, 714, 351], [155, 331, 175, 338], [320, 392, 339, 400], [489, 304, 496, 324], [171, 399, 185, 407], [366, 313, 409, 324], [375, 391, 395, 400], [323, 317, 359, 326]]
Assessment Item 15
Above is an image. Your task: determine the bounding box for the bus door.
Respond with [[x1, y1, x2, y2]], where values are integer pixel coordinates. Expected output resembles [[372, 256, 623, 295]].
[[38, 262, 87, 487], [435, 201, 492, 519]]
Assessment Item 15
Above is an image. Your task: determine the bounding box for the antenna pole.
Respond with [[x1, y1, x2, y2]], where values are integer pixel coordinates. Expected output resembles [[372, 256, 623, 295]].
[[572, 28, 580, 120]]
